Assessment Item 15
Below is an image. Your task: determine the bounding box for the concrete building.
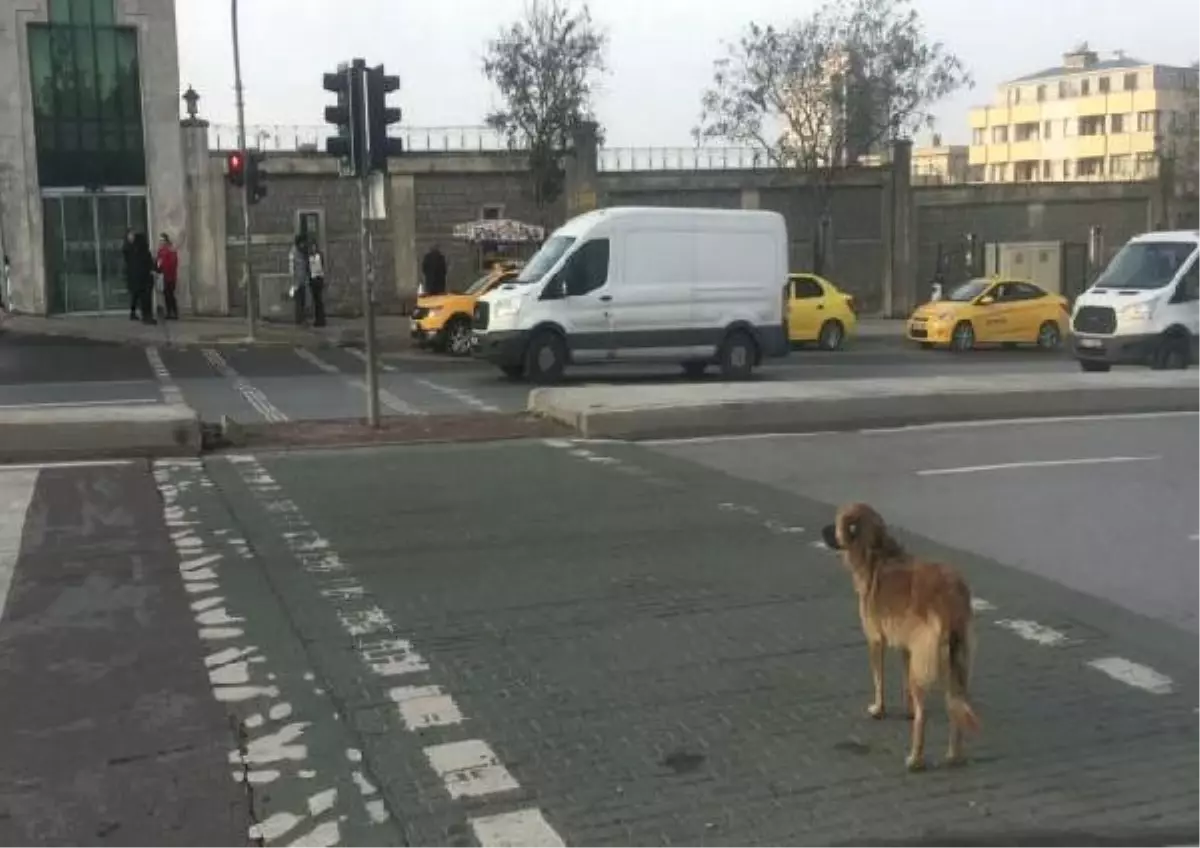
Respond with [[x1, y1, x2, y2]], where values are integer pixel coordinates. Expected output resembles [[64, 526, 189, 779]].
[[0, 0, 184, 314], [861, 136, 969, 185], [968, 44, 1199, 184]]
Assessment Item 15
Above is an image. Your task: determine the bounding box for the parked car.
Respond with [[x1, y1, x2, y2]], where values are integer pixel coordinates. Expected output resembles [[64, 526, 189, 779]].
[[470, 206, 791, 383], [786, 273, 858, 350], [906, 277, 1069, 352], [1071, 230, 1199, 372], [411, 261, 523, 356]]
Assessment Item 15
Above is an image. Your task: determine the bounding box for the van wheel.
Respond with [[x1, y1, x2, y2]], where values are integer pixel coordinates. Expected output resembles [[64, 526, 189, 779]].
[[1036, 321, 1062, 350], [1079, 360, 1111, 373], [524, 331, 567, 384], [445, 317, 473, 357], [817, 319, 845, 351], [949, 321, 975, 352], [1151, 334, 1190, 370], [718, 330, 756, 380], [682, 361, 708, 379]]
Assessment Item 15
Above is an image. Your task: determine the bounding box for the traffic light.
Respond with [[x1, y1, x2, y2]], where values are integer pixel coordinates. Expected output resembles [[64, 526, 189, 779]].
[[246, 150, 268, 204], [323, 60, 367, 176], [365, 64, 404, 173], [226, 150, 246, 187]]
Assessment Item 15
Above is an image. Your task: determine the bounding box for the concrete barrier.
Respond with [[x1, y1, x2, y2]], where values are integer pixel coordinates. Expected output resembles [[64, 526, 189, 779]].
[[0, 403, 203, 462], [528, 372, 1199, 440]]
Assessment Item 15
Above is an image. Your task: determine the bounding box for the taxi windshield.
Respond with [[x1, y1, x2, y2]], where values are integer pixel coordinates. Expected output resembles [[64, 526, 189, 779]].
[[945, 279, 991, 302]]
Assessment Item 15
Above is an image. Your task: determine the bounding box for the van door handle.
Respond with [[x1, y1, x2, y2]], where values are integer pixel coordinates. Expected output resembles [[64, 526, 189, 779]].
[[599, 295, 612, 302]]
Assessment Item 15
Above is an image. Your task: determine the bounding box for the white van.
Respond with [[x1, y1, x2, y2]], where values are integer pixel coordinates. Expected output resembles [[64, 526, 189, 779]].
[[470, 206, 790, 383], [1071, 230, 1199, 371]]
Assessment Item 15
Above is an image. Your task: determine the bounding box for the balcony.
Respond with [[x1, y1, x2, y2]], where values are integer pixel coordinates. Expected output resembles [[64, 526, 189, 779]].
[[968, 145, 990, 165], [1073, 134, 1108, 158], [1010, 140, 1042, 161], [1010, 103, 1042, 124]]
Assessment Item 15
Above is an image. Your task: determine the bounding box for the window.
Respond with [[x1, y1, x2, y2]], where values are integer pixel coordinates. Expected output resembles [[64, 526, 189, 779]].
[[792, 277, 823, 299], [967, 165, 985, 182], [1010, 87, 1021, 105], [991, 125, 1008, 143], [480, 204, 503, 220], [1078, 115, 1106, 136], [971, 128, 985, 145], [1176, 261, 1199, 303], [1062, 159, 1073, 179], [1062, 118, 1076, 137], [296, 210, 324, 248], [1099, 76, 1111, 93], [1036, 85, 1046, 102], [1095, 241, 1195, 290], [1076, 157, 1105, 178], [516, 235, 574, 283], [1135, 152, 1157, 176], [561, 239, 609, 297], [1137, 110, 1158, 132], [988, 163, 1006, 181], [1014, 161, 1039, 182], [1043, 120, 1053, 139], [1110, 113, 1125, 134], [1042, 160, 1053, 180], [1109, 154, 1131, 176], [1014, 122, 1039, 142], [1007, 282, 1046, 301], [1124, 72, 1139, 91], [1081, 79, 1090, 96], [1058, 80, 1069, 98]]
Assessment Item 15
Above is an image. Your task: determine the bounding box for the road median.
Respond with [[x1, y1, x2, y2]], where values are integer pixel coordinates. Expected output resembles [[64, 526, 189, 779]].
[[528, 371, 1199, 440], [0, 403, 202, 462]]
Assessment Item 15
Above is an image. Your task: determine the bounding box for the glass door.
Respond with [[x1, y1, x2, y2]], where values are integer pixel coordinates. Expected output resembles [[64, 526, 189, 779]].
[[97, 194, 137, 311], [61, 195, 102, 312], [42, 191, 147, 313]]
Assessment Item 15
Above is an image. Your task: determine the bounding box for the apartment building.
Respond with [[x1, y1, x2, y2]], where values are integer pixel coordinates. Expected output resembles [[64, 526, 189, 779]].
[[967, 44, 1199, 183], [861, 135, 969, 184]]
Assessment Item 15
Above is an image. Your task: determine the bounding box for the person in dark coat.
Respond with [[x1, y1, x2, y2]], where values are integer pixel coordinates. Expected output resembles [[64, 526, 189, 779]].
[[421, 244, 447, 296], [127, 232, 157, 324], [122, 229, 140, 320]]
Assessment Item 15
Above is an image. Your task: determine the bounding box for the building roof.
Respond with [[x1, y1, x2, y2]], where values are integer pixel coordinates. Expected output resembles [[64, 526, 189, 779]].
[[1010, 56, 1147, 83]]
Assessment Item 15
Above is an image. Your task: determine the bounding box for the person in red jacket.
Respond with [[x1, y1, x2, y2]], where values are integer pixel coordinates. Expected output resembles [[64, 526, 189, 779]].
[[156, 232, 179, 320]]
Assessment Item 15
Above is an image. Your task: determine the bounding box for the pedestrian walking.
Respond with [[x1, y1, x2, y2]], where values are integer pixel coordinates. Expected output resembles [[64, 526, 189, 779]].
[[420, 243, 447, 296], [930, 271, 945, 303], [307, 240, 327, 327], [289, 234, 310, 325], [121, 229, 140, 320], [128, 231, 156, 324], [156, 232, 180, 320]]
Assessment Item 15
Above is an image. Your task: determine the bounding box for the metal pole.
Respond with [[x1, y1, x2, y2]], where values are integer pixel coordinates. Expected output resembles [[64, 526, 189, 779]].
[[357, 176, 380, 427], [231, 0, 256, 341]]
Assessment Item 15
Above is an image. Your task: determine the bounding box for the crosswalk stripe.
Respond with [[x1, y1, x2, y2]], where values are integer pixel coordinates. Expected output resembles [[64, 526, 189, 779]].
[[202, 349, 289, 423]]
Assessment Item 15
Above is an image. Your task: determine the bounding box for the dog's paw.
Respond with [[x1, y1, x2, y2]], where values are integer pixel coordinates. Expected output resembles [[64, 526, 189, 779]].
[[904, 754, 926, 772], [943, 752, 967, 768], [866, 703, 885, 720]]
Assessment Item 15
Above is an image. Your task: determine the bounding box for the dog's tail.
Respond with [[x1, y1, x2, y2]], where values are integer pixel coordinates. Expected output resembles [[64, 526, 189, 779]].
[[946, 625, 981, 734]]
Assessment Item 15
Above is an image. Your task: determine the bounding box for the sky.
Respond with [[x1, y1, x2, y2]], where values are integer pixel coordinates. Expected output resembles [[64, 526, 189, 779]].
[[176, 0, 1200, 151]]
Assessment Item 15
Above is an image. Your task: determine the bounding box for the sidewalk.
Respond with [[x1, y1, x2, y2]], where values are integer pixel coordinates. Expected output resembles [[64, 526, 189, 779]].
[[1, 313, 417, 350]]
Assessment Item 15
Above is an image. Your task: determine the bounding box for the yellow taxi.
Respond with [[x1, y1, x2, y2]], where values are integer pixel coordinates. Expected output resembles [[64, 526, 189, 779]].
[[907, 277, 1069, 352], [411, 261, 522, 356], [786, 273, 859, 350]]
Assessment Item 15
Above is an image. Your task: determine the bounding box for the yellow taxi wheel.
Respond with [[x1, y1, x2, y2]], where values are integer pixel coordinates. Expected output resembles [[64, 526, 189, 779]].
[[816, 320, 845, 351], [1036, 321, 1062, 350], [949, 321, 975, 352]]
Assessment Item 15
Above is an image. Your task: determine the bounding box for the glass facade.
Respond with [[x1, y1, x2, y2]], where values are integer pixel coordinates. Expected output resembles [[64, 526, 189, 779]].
[[29, 0, 145, 188]]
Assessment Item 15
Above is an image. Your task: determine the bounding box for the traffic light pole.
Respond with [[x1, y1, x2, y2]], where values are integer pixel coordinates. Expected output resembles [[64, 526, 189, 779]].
[[231, 0, 256, 341], [356, 175, 380, 428]]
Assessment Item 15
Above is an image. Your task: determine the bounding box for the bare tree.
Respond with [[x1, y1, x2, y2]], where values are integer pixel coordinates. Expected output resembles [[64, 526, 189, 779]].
[[695, 0, 971, 273], [482, 0, 607, 224]]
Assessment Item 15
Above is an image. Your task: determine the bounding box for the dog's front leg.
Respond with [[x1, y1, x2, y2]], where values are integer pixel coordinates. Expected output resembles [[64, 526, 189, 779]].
[[867, 639, 886, 718], [901, 648, 915, 719]]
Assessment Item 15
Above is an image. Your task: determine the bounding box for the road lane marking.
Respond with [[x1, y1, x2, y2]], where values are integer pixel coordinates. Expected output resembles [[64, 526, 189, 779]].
[[0, 460, 132, 470], [1087, 657, 1174, 694], [202, 348, 289, 423], [146, 346, 185, 404], [971, 597, 997, 612], [295, 347, 424, 416], [389, 684, 465, 730], [0, 469, 40, 619], [643, 431, 839, 446], [423, 739, 520, 798], [344, 346, 397, 372], [861, 410, 1199, 434], [471, 809, 566, 848], [415, 378, 501, 413], [0, 397, 160, 410], [995, 618, 1070, 646], [916, 455, 1161, 477]]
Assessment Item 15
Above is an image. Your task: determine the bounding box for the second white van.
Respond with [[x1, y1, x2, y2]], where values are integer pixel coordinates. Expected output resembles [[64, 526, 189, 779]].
[[1071, 230, 1199, 371], [470, 206, 790, 383]]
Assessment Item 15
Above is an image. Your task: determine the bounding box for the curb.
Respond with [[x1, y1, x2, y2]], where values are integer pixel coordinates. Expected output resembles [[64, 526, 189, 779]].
[[0, 403, 203, 463], [527, 373, 1199, 440]]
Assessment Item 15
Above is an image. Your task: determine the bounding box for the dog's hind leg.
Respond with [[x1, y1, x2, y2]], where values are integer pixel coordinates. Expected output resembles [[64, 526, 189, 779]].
[[904, 634, 940, 771], [906, 683, 927, 771], [867, 638, 886, 719]]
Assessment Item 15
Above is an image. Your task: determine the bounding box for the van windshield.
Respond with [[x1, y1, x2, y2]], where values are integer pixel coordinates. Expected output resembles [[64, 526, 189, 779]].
[[514, 236, 575, 284], [1092, 241, 1197, 290]]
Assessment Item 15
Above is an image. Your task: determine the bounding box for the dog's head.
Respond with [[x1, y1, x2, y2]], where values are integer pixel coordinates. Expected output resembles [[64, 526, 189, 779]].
[[821, 502, 891, 556]]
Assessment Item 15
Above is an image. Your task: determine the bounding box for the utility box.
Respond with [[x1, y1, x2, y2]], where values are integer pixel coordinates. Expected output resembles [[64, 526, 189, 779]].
[[257, 273, 293, 323], [985, 241, 1064, 293]]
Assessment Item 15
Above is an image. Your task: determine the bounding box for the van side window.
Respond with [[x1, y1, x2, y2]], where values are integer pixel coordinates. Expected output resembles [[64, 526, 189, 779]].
[[1176, 260, 1199, 303], [563, 239, 610, 297]]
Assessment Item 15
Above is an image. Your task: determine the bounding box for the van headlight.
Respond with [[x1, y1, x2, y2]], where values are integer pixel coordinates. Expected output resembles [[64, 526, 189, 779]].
[[1120, 302, 1155, 321], [492, 298, 521, 320]]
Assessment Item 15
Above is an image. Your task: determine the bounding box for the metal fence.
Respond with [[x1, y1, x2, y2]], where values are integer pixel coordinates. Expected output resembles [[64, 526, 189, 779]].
[[207, 123, 763, 172]]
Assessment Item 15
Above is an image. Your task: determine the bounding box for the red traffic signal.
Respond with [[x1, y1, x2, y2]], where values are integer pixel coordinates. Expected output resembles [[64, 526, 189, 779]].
[[226, 151, 246, 187]]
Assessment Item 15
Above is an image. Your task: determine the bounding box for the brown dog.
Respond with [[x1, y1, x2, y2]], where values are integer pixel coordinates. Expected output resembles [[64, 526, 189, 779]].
[[821, 502, 980, 771]]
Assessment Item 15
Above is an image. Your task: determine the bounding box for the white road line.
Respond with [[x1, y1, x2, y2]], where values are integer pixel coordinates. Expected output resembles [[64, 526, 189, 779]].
[[0, 460, 132, 471], [916, 455, 1161, 477], [0, 469, 40, 619], [971, 597, 997, 613], [0, 398, 159, 409], [861, 410, 1199, 435], [146, 346, 185, 404], [296, 348, 423, 415], [1087, 656, 1174, 695], [995, 618, 1070, 646], [203, 348, 289, 423], [345, 347, 396, 372], [389, 684, 464, 730], [414, 378, 501, 414], [423, 739, 520, 799], [641, 431, 839, 446], [471, 809, 566, 848]]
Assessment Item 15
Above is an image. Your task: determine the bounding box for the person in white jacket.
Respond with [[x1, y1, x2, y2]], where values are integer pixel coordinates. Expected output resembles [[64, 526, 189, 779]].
[[289, 235, 310, 325], [307, 241, 327, 327]]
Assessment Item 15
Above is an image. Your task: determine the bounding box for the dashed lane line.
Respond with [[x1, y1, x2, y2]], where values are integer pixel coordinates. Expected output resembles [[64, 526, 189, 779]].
[[202, 348, 288, 423], [540, 437, 1183, 701], [916, 455, 1161, 477], [344, 346, 397, 372], [146, 346, 185, 405], [415, 378, 501, 414], [294, 348, 425, 416]]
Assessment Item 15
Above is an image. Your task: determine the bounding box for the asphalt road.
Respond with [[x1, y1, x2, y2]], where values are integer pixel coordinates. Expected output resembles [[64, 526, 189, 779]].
[[0, 333, 1077, 423], [1, 440, 1193, 846]]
